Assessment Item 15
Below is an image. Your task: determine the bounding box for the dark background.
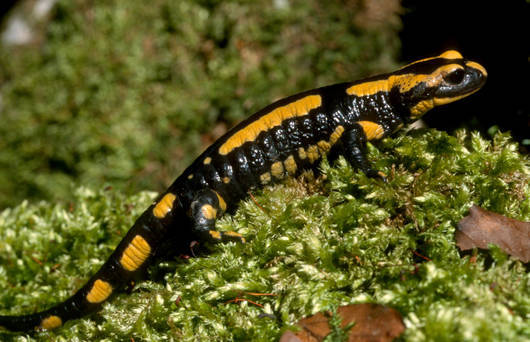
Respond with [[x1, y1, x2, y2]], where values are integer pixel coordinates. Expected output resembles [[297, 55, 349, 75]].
[[0, 0, 17, 18], [400, 0, 528, 146]]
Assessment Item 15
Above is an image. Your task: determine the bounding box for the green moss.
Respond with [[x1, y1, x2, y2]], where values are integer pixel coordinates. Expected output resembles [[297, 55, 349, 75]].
[[0, 0, 401, 208], [0, 130, 528, 341]]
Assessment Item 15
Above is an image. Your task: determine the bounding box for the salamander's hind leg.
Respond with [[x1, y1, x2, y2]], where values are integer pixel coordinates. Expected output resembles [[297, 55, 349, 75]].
[[340, 124, 387, 182], [190, 189, 245, 243]]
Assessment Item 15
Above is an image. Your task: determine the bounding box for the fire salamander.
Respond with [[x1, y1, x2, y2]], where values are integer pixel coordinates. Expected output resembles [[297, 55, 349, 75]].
[[0, 50, 486, 332]]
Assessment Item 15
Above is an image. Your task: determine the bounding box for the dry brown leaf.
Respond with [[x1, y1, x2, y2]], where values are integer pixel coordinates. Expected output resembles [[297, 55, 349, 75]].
[[279, 303, 405, 342], [279, 330, 303, 342], [456, 205, 530, 262]]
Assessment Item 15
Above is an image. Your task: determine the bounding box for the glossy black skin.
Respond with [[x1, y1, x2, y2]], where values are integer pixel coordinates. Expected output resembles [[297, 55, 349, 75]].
[[172, 83, 399, 209], [0, 53, 487, 332]]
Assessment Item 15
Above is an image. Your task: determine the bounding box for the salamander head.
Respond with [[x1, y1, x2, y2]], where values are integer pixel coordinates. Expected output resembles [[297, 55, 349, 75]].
[[389, 50, 487, 120]]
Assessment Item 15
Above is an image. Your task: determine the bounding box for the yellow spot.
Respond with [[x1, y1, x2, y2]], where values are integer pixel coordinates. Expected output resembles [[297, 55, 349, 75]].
[[298, 147, 307, 160], [357, 121, 384, 140], [86, 279, 113, 304], [219, 95, 322, 155], [187, 174, 194, 180], [317, 140, 331, 153], [271, 161, 284, 179], [153, 193, 177, 218], [39, 315, 62, 330], [215, 191, 227, 212], [201, 204, 217, 220], [329, 125, 345, 144], [283, 155, 297, 175], [203, 157, 212, 165], [222, 177, 230, 184], [120, 235, 152, 272], [260, 172, 271, 184], [306, 145, 319, 163], [209, 230, 222, 240]]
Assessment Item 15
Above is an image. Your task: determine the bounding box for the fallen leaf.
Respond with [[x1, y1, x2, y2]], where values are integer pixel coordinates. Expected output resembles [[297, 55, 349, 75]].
[[279, 303, 405, 342], [279, 331, 303, 342], [456, 205, 530, 262]]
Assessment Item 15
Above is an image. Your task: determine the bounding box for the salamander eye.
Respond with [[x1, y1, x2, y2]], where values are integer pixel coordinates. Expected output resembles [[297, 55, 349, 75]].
[[443, 68, 465, 85]]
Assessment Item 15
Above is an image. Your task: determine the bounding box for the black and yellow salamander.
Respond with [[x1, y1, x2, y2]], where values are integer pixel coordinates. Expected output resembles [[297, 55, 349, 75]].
[[0, 50, 486, 332]]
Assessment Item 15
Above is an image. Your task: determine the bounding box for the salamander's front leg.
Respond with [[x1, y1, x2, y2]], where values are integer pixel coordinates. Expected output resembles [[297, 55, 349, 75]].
[[190, 189, 245, 243], [340, 123, 387, 181]]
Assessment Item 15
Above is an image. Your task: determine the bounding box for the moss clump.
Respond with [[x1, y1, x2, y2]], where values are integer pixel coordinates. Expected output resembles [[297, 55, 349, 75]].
[[0, 0, 401, 208], [0, 130, 528, 341]]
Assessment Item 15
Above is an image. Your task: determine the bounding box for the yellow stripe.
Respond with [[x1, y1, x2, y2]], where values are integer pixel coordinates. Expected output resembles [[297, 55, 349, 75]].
[[86, 279, 113, 304], [222, 231, 246, 243], [127, 242, 147, 261], [209, 230, 221, 240], [120, 235, 151, 272], [298, 147, 307, 160], [120, 254, 136, 271], [465, 61, 487, 76], [347, 51, 467, 98], [410, 87, 482, 118], [122, 251, 143, 270], [357, 121, 384, 140], [401, 50, 463, 69], [329, 125, 345, 144], [306, 145, 319, 163], [346, 79, 389, 97], [434, 90, 480, 106], [271, 161, 285, 179], [346, 72, 439, 97], [260, 172, 271, 184], [317, 140, 331, 153], [439, 50, 463, 59], [409, 99, 434, 118], [391, 64, 463, 94], [40, 315, 62, 330], [219, 95, 322, 155], [201, 204, 217, 220], [283, 155, 297, 175], [215, 191, 227, 212], [153, 193, 177, 218]]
